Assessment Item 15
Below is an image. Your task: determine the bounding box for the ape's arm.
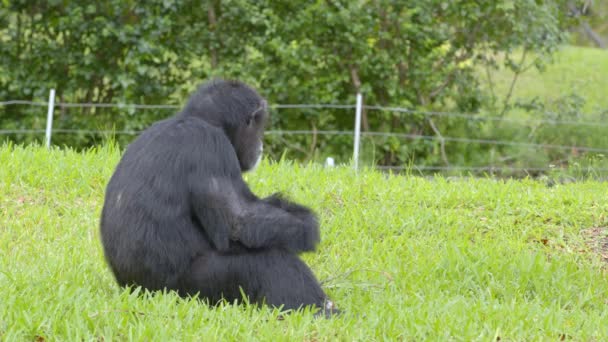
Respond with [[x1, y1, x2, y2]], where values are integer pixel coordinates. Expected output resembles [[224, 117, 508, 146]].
[[188, 178, 235, 252], [189, 177, 320, 253], [187, 128, 320, 253], [237, 183, 321, 252]]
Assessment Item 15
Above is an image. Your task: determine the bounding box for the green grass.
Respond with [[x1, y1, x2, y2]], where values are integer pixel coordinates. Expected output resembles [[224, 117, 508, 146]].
[[488, 45, 608, 114], [1, 144, 608, 340]]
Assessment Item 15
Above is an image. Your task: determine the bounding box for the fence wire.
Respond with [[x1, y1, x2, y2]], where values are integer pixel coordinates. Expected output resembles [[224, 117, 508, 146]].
[[0, 100, 48, 106], [377, 165, 608, 173], [267, 130, 608, 153], [3, 128, 608, 154], [364, 105, 608, 128], [2, 100, 607, 127], [2, 99, 608, 174]]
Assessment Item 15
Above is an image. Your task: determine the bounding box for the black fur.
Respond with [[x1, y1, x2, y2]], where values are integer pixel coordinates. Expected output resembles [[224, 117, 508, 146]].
[[100, 79, 338, 317]]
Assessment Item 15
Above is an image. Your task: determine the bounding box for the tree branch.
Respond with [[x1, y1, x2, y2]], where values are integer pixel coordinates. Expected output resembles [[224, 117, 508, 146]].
[[427, 118, 450, 166], [568, 1, 607, 49], [499, 47, 528, 118], [484, 57, 497, 105], [349, 66, 369, 131], [307, 122, 318, 162], [208, 2, 219, 68]]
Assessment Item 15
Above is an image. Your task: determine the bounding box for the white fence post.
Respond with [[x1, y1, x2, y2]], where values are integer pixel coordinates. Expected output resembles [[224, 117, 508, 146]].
[[353, 92, 363, 171], [45, 89, 56, 148]]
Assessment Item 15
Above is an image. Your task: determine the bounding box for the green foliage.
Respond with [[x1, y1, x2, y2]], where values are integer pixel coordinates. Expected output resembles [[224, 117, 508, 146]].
[[473, 45, 608, 176], [1, 144, 608, 340], [0, 0, 597, 171], [568, 0, 608, 48]]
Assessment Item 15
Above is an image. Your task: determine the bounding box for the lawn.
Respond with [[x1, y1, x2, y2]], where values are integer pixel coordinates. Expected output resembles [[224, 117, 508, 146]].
[[1, 144, 607, 340], [488, 45, 608, 115]]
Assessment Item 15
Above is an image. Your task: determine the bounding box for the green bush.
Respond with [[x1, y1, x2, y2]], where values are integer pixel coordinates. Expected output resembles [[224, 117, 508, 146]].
[[3, 0, 604, 175]]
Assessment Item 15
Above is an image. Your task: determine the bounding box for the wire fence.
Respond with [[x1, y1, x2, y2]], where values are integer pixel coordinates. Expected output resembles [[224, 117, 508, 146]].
[[2, 95, 608, 177], [3, 99, 608, 127], [2, 128, 607, 154], [377, 165, 608, 173]]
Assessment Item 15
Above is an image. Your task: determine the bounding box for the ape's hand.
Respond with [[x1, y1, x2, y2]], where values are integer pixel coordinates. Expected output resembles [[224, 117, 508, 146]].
[[263, 192, 319, 227]]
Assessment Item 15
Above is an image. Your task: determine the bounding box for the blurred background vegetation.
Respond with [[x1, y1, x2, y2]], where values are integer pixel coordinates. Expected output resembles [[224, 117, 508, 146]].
[[1, 0, 607, 177]]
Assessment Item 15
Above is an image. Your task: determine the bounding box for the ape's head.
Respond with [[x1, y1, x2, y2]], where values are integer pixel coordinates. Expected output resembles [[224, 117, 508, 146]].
[[183, 79, 268, 172]]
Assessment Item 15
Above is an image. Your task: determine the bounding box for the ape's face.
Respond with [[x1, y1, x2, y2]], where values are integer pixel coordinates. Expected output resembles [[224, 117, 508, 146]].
[[234, 101, 267, 172]]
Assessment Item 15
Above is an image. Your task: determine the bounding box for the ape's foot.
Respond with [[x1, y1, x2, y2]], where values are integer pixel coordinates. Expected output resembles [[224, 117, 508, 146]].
[[313, 299, 341, 319]]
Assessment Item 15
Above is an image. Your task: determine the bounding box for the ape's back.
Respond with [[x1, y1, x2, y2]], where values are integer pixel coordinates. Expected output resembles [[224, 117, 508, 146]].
[[100, 117, 215, 290]]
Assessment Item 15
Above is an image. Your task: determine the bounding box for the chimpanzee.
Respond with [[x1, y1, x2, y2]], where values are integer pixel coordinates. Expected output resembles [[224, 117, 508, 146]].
[[100, 79, 338, 317]]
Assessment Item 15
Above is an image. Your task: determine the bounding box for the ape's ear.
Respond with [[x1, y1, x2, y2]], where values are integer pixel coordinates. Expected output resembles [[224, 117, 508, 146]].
[[248, 100, 267, 126]]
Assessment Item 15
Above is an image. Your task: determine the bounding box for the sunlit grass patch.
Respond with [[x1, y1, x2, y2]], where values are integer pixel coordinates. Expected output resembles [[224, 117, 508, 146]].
[[1, 144, 607, 340]]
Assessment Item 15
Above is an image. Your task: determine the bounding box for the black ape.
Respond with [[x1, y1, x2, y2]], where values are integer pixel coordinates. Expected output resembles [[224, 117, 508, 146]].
[[100, 79, 338, 317]]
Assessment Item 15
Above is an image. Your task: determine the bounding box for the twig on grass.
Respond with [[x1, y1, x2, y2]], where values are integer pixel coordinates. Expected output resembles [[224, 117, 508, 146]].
[[88, 309, 148, 318], [321, 267, 394, 287]]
